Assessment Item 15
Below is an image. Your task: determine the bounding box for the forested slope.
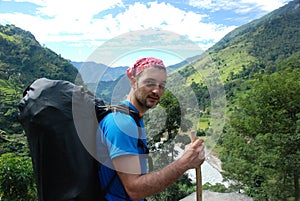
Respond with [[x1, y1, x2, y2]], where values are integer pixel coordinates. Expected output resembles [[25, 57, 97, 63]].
[[0, 24, 82, 151], [174, 0, 300, 200]]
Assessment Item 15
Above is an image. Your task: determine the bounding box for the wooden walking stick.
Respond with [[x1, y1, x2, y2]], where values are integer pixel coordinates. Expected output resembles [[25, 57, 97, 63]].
[[190, 130, 202, 201]]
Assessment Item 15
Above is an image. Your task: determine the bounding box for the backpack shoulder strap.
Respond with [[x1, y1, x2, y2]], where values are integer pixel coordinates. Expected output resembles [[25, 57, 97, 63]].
[[95, 102, 141, 126], [95, 100, 140, 120], [113, 104, 153, 172], [116, 104, 141, 127]]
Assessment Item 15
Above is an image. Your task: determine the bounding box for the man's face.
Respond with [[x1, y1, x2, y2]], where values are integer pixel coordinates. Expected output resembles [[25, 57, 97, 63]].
[[134, 66, 167, 110]]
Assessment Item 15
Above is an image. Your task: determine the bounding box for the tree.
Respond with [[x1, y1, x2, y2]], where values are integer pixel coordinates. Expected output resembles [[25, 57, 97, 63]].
[[146, 90, 192, 150], [145, 89, 194, 200], [0, 153, 36, 201], [221, 69, 300, 201]]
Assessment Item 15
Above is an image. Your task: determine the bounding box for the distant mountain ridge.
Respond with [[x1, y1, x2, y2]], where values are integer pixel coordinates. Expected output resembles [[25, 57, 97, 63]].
[[71, 61, 128, 82], [71, 57, 197, 83]]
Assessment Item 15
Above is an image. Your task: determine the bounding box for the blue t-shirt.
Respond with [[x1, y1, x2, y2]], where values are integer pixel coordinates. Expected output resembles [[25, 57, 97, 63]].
[[97, 101, 148, 201]]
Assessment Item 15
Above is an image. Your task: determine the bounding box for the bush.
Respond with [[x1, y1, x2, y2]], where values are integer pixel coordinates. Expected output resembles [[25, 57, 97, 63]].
[[0, 153, 36, 201], [203, 182, 231, 193]]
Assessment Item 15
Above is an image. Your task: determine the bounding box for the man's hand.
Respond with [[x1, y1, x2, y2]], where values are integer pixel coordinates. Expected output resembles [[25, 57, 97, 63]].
[[181, 138, 205, 169]]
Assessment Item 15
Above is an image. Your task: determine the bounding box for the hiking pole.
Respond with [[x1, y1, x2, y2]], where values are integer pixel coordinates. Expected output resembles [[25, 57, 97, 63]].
[[190, 130, 202, 201]]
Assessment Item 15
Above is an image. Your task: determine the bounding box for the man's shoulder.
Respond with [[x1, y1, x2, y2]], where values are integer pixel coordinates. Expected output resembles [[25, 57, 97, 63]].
[[101, 111, 138, 130]]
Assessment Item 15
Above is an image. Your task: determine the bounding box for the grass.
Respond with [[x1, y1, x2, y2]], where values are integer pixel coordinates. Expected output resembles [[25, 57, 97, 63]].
[[0, 79, 16, 94], [0, 32, 14, 42], [198, 117, 210, 130]]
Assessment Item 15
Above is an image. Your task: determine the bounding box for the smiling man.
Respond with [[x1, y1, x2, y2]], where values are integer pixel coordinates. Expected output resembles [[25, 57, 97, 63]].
[[97, 57, 205, 201]]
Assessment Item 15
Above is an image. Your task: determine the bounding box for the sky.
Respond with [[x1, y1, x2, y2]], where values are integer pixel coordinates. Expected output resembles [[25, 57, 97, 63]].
[[0, 0, 292, 67]]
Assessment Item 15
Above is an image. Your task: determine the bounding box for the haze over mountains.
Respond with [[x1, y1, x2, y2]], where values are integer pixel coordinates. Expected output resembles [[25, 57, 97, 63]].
[[71, 57, 195, 83], [71, 61, 128, 82]]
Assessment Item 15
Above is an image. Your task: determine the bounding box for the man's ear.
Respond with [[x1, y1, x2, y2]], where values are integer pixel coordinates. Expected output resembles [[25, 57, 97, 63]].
[[130, 78, 136, 89]]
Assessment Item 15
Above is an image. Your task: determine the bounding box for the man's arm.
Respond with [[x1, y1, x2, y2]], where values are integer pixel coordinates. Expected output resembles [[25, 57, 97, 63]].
[[112, 139, 205, 200]]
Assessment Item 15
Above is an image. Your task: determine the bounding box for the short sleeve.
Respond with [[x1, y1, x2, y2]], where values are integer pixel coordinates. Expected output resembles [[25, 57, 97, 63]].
[[100, 112, 140, 159]]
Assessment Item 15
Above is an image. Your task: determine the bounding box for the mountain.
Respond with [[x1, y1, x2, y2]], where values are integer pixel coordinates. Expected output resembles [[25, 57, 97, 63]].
[[176, 1, 300, 199], [160, 0, 300, 154], [177, 0, 300, 110], [71, 61, 128, 82], [71, 56, 198, 84], [0, 24, 82, 136], [208, 0, 300, 79], [0, 24, 82, 86]]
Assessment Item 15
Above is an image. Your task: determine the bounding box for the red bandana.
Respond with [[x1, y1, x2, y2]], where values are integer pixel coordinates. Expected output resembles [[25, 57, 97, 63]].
[[126, 57, 165, 79]]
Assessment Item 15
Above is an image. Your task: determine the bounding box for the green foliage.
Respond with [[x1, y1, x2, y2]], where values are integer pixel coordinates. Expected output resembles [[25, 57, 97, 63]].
[[0, 130, 29, 155], [148, 174, 195, 201], [203, 183, 232, 193], [220, 69, 300, 200], [190, 81, 210, 111], [0, 78, 24, 135], [178, 65, 197, 78], [143, 89, 195, 200], [0, 153, 36, 201], [0, 24, 80, 85], [146, 89, 192, 148], [0, 24, 85, 200]]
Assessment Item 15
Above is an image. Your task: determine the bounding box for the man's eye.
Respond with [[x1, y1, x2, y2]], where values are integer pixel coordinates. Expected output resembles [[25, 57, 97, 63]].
[[159, 84, 166, 90], [144, 80, 166, 90], [145, 81, 156, 86]]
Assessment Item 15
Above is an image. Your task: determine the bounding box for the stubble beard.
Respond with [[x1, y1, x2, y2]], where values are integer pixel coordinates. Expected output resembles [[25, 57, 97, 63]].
[[134, 91, 158, 110]]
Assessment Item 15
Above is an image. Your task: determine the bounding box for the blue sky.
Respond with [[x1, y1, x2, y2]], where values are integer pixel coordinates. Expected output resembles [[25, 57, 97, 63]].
[[0, 0, 292, 66]]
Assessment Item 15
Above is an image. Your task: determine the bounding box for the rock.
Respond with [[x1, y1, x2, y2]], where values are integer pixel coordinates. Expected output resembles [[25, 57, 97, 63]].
[[180, 190, 254, 201]]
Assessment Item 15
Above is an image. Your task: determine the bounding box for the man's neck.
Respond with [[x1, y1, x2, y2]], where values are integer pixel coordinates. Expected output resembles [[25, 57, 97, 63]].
[[127, 94, 148, 114]]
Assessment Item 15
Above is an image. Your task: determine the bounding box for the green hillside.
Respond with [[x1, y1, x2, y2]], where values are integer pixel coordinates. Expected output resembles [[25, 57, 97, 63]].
[[182, 0, 300, 111], [0, 24, 82, 152], [210, 0, 300, 77], [173, 0, 300, 200]]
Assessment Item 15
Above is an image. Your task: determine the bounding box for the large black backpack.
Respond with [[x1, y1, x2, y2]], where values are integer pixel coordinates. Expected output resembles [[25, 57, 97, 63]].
[[18, 78, 142, 201]]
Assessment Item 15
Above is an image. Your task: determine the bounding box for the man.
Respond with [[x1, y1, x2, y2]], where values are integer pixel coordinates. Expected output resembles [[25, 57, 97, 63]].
[[97, 57, 205, 201]]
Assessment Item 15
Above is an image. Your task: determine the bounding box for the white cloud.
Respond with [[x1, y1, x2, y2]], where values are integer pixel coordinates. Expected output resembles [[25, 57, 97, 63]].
[[109, 2, 235, 49], [2, 0, 231, 46], [0, 0, 125, 42], [0, 0, 290, 61]]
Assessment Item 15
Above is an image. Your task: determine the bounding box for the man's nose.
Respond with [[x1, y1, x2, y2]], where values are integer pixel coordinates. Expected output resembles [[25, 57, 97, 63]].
[[152, 87, 159, 94], [151, 84, 164, 94]]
